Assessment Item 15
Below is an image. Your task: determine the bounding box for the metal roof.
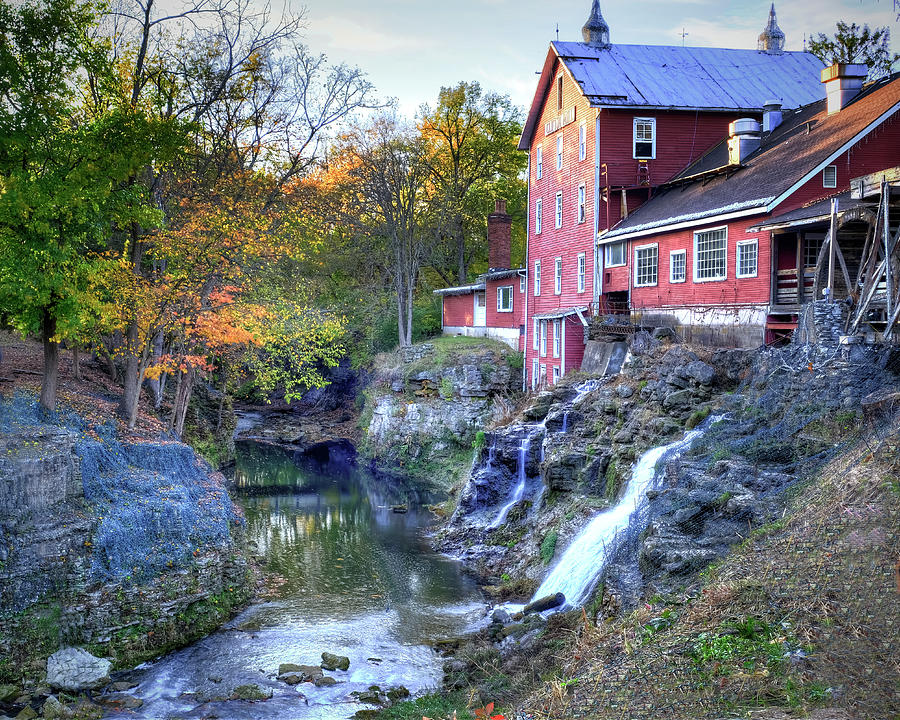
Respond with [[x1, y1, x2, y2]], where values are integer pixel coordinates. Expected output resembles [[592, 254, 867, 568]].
[[520, 42, 825, 149], [432, 283, 484, 296]]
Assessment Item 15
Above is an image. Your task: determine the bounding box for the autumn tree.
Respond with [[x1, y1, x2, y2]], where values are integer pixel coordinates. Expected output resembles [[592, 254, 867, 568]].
[[809, 21, 899, 79], [418, 82, 525, 284]]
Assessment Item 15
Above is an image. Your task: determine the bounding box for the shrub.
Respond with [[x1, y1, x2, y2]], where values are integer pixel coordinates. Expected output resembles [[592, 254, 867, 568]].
[[540, 531, 558, 565]]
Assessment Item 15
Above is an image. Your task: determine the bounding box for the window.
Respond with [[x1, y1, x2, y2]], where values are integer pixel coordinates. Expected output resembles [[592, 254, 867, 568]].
[[552, 366, 561, 384], [822, 165, 837, 188], [557, 75, 563, 111], [633, 117, 656, 159], [535, 198, 542, 234], [497, 285, 513, 312], [532, 359, 539, 389], [577, 184, 586, 223], [533, 318, 539, 350], [536, 146, 543, 180], [577, 253, 586, 293], [670, 249, 686, 283], [579, 123, 586, 161], [693, 227, 728, 282], [634, 244, 658, 287], [519, 275, 526, 293], [534, 260, 541, 296], [540, 363, 547, 387], [605, 241, 625, 267], [553, 319, 561, 357], [737, 239, 758, 278], [556, 134, 563, 171], [554, 257, 562, 294], [804, 234, 823, 268], [540, 321, 547, 356], [555, 192, 562, 228]]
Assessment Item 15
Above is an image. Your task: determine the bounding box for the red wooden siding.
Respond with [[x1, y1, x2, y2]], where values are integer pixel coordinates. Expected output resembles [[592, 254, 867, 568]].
[[563, 315, 586, 375], [442, 294, 474, 328], [628, 217, 771, 310], [485, 277, 524, 329]]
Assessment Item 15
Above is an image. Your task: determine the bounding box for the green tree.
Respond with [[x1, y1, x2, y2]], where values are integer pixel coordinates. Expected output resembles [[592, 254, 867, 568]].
[[418, 82, 525, 284], [809, 21, 899, 79]]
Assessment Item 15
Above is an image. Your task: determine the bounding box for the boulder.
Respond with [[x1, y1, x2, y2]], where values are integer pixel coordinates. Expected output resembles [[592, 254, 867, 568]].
[[662, 389, 693, 410], [313, 676, 339, 688], [523, 592, 565, 615], [229, 684, 272, 701], [386, 686, 410, 702], [320, 652, 350, 671], [46, 648, 112, 692], [41, 696, 66, 720], [278, 664, 322, 684], [0, 686, 19, 703], [684, 360, 716, 385], [14, 707, 37, 720]]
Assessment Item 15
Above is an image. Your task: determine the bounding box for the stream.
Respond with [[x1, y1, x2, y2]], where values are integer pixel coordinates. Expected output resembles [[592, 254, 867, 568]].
[[107, 442, 485, 719]]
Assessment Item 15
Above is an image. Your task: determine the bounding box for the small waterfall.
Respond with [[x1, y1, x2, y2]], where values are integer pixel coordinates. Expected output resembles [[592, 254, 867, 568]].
[[561, 413, 568, 433], [489, 434, 531, 528], [532, 420, 716, 607]]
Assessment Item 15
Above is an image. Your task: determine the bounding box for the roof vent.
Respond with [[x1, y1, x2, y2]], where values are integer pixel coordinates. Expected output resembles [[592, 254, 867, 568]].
[[821, 63, 868, 114], [762, 100, 783, 133], [758, 3, 785, 55], [582, 0, 610, 48], [728, 118, 761, 165]]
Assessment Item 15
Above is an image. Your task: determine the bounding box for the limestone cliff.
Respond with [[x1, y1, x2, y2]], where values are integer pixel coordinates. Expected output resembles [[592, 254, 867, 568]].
[[361, 338, 523, 487], [0, 394, 250, 684]]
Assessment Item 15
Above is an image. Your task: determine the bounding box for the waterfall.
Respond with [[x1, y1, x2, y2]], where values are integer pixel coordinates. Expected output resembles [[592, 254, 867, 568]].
[[532, 420, 716, 608], [561, 413, 568, 433], [489, 434, 530, 528]]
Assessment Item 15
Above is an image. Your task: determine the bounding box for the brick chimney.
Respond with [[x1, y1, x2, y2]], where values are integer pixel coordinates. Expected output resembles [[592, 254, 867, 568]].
[[488, 200, 512, 272], [821, 63, 868, 115]]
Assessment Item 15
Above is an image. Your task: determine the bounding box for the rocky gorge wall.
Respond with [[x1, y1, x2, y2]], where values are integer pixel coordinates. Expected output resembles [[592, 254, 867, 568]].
[[0, 394, 250, 685], [361, 339, 522, 487]]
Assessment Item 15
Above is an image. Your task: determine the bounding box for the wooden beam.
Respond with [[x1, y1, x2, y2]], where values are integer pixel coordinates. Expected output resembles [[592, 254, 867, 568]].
[[850, 165, 900, 200]]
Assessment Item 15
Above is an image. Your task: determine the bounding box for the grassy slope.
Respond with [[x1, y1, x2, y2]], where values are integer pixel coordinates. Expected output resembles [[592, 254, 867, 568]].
[[518, 428, 900, 720]]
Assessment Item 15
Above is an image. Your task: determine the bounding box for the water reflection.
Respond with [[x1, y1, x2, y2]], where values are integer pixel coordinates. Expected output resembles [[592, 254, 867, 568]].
[[109, 442, 484, 720]]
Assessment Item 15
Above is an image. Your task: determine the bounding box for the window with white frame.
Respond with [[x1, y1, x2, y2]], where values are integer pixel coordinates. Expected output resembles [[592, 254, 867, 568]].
[[552, 366, 561, 384], [535, 198, 542, 234], [540, 363, 547, 386], [822, 165, 837, 188], [532, 358, 539, 389], [634, 244, 658, 287], [552, 319, 561, 357], [497, 285, 513, 312], [519, 275, 525, 293], [536, 146, 543, 180], [540, 321, 547, 356], [555, 192, 562, 228], [577, 253, 586, 293], [534, 260, 541, 296], [736, 239, 758, 278], [694, 227, 728, 281], [633, 117, 656, 159], [605, 241, 625, 267], [670, 249, 686, 283], [533, 318, 539, 350], [579, 123, 586, 161], [554, 257, 562, 294], [577, 184, 586, 223], [556, 134, 563, 171]]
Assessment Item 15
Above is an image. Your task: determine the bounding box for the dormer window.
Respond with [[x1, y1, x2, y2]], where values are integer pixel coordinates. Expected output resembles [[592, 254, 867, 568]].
[[633, 117, 656, 160]]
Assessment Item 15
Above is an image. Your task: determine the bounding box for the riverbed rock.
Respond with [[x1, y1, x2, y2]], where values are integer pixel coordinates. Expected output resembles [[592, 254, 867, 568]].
[[46, 648, 111, 692], [278, 664, 322, 684], [41, 696, 66, 720], [97, 693, 143, 710], [313, 676, 339, 687], [0, 686, 19, 703], [320, 652, 350, 671], [523, 593, 565, 615], [386, 686, 410, 702], [230, 684, 272, 701], [14, 706, 36, 720]]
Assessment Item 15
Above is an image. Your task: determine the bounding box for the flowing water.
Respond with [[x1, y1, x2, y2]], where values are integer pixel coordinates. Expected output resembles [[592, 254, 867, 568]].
[[532, 421, 715, 608], [488, 435, 531, 529], [107, 442, 484, 720]]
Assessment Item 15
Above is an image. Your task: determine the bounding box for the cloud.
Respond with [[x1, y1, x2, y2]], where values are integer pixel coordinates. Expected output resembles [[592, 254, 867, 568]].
[[307, 13, 431, 55]]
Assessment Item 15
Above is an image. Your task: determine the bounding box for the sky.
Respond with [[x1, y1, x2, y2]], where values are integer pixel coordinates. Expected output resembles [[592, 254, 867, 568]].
[[294, 0, 900, 116]]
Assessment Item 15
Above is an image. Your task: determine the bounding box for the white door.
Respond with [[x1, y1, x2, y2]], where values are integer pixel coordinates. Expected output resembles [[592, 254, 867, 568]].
[[474, 292, 486, 326]]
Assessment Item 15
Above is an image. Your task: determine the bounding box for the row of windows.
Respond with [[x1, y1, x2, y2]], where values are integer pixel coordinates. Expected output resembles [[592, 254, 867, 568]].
[[534, 186, 586, 233], [535, 123, 588, 180], [532, 317, 563, 358], [533, 253, 587, 296], [630, 228, 758, 287]]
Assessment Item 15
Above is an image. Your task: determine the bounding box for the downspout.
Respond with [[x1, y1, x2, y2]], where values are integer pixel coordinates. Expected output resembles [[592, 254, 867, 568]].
[[522, 151, 531, 392]]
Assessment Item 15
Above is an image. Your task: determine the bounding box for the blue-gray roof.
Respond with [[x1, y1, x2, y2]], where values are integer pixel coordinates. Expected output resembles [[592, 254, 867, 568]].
[[520, 42, 825, 149], [554, 42, 825, 110]]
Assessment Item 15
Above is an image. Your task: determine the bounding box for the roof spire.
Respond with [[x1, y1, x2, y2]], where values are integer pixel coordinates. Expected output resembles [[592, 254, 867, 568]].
[[582, 0, 610, 48], [758, 3, 785, 54]]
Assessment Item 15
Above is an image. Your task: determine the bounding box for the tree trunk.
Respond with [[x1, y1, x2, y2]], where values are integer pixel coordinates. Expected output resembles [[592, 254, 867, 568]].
[[406, 280, 414, 346], [39, 309, 58, 412], [173, 368, 194, 438], [148, 330, 164, 409], [456, 224, 467, 284], [118, 320, 141, 421], [72, 343, 82, 381]]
